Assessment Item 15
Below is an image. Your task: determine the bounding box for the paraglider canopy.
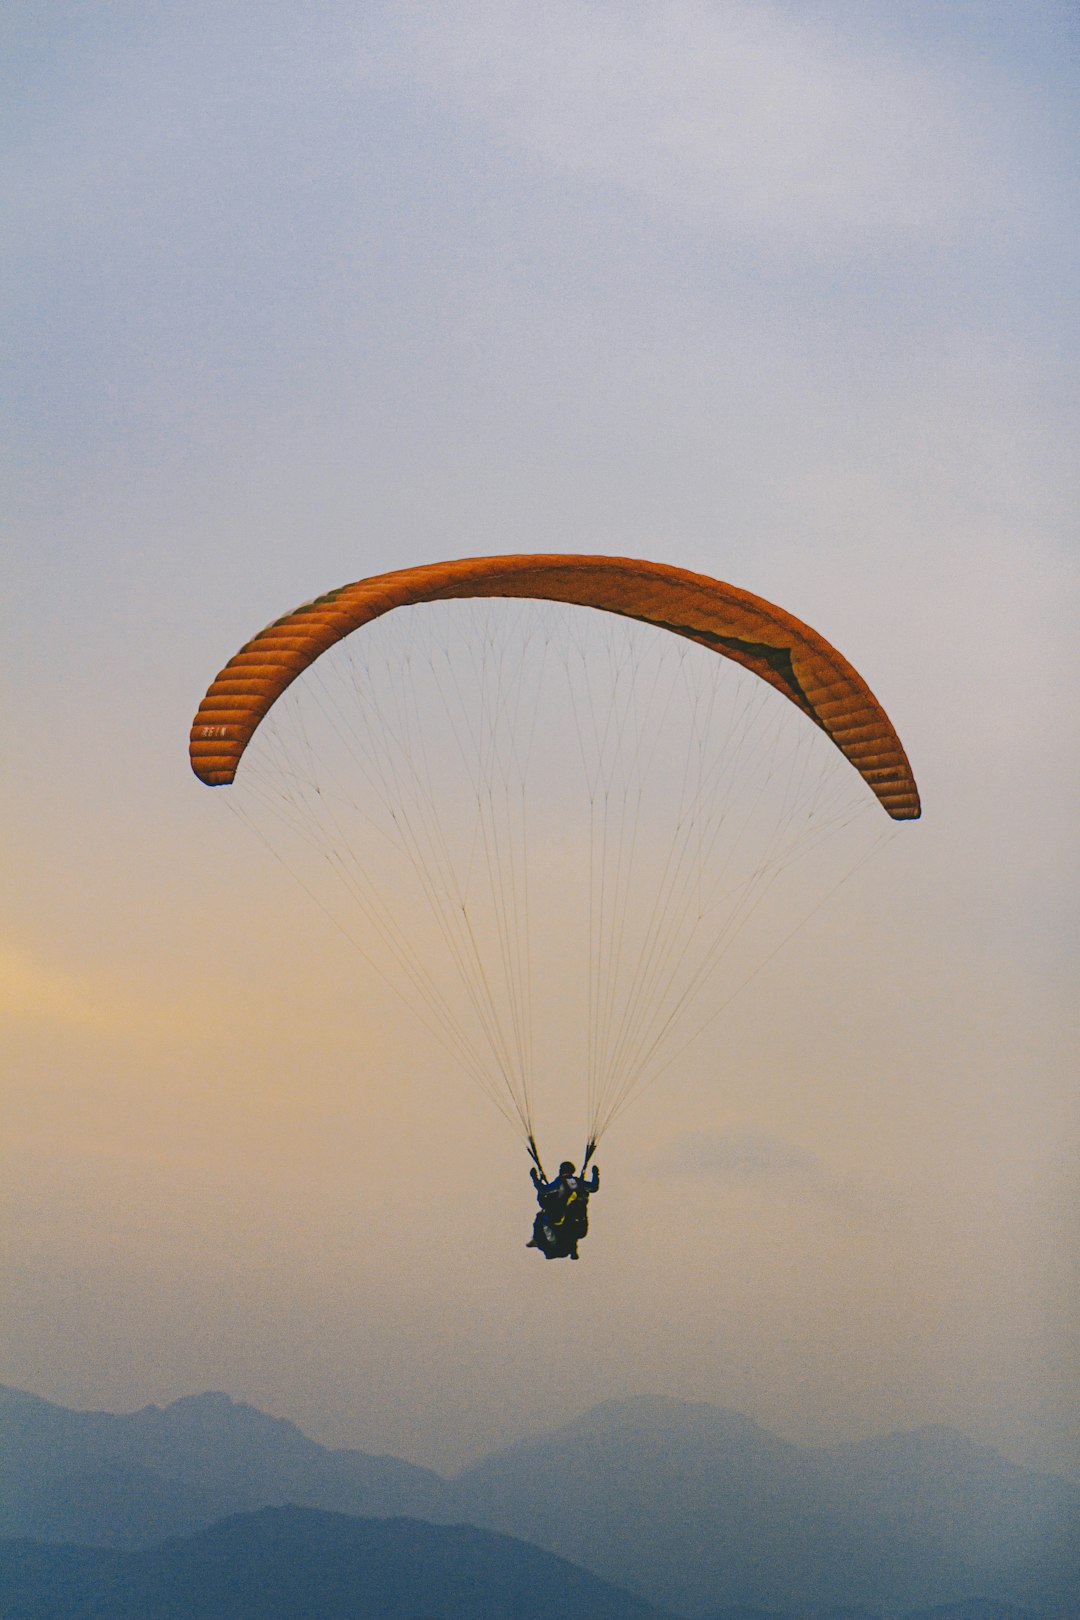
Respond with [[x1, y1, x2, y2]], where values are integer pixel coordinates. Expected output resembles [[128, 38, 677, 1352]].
[[190, 553, 920, 819]]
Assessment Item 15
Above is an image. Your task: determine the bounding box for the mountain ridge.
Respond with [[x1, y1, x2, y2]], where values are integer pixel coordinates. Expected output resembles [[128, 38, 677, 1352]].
[[0, 1504, 676, 1620]]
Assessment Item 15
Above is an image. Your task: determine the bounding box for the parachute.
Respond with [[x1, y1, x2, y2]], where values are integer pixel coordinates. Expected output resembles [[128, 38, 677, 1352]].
[[191, 554, 918, 1155]]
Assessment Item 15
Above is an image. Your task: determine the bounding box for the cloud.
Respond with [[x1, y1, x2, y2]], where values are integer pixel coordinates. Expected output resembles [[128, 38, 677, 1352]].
[[653, 1125, 818, 1180], [376, 0, 1015, 251]]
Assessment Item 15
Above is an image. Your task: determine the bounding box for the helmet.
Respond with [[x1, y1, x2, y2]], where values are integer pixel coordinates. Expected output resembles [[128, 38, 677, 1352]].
[[559, 1161, 576, 1175]]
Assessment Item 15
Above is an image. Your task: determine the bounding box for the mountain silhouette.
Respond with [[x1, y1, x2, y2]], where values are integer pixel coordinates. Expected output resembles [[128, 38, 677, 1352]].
[[449, 1397, 1080, 1615], [0, 1504, 675, 1619], [0, 1383, 444, 1547], [3, 1385, 1077, 1617]]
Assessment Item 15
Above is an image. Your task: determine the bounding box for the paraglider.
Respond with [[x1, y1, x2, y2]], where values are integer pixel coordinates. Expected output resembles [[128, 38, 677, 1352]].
[[190, 553, 919, 1255], [527, 1158, 600, 1260]]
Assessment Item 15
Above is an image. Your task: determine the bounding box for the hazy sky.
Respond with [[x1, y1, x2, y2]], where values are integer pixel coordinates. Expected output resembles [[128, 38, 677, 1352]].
[[4, 1, 1078, 1477]]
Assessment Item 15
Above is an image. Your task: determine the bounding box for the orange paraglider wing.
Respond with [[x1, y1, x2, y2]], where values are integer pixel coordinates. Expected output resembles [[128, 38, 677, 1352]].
[[190, 554, 919, 819]]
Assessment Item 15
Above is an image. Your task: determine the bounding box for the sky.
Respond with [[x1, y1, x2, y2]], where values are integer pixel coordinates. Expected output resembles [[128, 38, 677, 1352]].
[[3, 1, 1078, 1478]]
